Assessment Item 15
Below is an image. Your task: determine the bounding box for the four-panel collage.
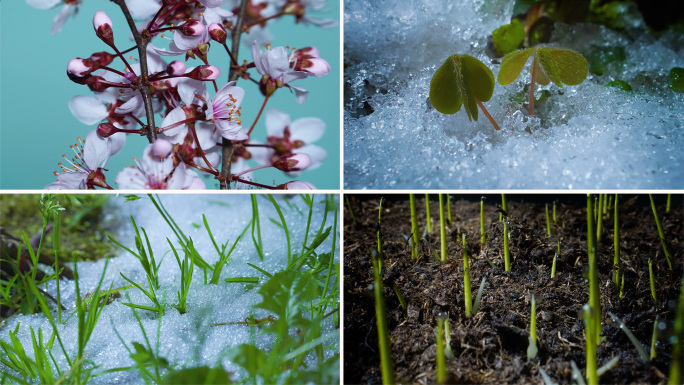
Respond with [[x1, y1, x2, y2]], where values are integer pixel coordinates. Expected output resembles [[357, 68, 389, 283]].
[[0, 0, 682, 384]]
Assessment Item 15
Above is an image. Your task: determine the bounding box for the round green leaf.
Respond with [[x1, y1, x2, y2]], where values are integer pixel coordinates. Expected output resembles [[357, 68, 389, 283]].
[[497, 48, 534, 85], [492, 19, 525, 56], [430, 54, 495, 121], [536, 48, 588, 87]]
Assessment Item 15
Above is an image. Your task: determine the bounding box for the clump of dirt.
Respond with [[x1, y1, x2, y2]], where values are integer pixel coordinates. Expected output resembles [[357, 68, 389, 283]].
[[344, 194, 683, 384]]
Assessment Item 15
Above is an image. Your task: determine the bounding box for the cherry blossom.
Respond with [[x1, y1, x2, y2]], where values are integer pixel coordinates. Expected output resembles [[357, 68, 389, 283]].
[[46, 130, 114, 189], [115, 144, 205, 190], [251, 42, 309, 103]]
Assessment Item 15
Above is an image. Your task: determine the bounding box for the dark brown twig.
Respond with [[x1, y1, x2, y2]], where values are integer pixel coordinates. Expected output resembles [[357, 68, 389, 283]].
[[112, 0, 158, 143], [220, 0, 249, 189]]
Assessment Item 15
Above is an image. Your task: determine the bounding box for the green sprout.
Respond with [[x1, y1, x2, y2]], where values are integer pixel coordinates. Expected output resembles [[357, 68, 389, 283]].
[[447, 195, 453, 227], [527, 294, 538, 361], [608, 312, 649, 362], [498, 47, 588, 116], [552, 200, 557, 225], [583, 304, 598, 385], [596, 195, 604, 243], [462, 234, 472, 317], [392, 282, 407, 311], [377, 197, 384, 269], [666, 194, 671, 213], [649, 194, 673, 270], [410, 194, 419, 259], [439, 194, 448, 262], [430, 54, 500, 130], [371, 249, 395, 385], [170, 238, 197, 315], [436, 314, 447, 384], [425, 194, 433, 234], [648, 258, 657, 303], [586, 194, 601, 345], [500, 194, 508, 222], [480, 197, 486, 245], [472, 276, 486, 314], [551, 241, 560, 278], [345, 196, 357, 227], [503, 219, 511, 272], [545, 203, 552, 237], [613, 194, 621, 293]]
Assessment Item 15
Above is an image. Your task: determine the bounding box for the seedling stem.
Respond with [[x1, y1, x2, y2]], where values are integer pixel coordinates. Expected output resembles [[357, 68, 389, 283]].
[[447, 195, 453, 227], [463, 234, 472, 317], [371, 250, 395, 384], [480, 197, 486, 245], [613, 194, 620, 292], [503, 220, 511, 272], [439, 194, 447, 262], [586, 194, 601, 344], [545, 204, 551, 237], [410, 194, 419, 259], [425, 194, 433, 234], [649, 194, 673, 270], [436, 315, 447, 383], [648, 258, 657, 303]]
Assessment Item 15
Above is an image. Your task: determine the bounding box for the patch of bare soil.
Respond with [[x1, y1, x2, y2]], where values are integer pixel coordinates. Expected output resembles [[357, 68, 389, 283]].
[[344, 194, 683, 384]]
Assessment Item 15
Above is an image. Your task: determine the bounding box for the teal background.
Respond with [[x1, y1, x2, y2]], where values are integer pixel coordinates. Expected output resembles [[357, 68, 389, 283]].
[[0, 1, 340, 189]]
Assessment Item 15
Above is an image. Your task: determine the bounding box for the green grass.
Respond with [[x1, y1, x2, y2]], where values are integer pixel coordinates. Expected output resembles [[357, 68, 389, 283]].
[[439, 194, 447, 262], [436, 315, 447, 383], [649, 194, 673, 270], [410, 194, 419, 259], [371, 249, 395, 384], [462, 234, 472, 317], [425, 194, 433, 234]]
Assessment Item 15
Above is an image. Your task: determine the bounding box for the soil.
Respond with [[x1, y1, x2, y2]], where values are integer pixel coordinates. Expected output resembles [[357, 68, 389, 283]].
[[343, 194, 683, 384]]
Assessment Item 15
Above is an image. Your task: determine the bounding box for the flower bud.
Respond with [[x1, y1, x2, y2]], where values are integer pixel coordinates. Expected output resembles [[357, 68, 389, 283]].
[[93, 11, 114, 47], [208, 23, 227, 44], [90, 51, 115, 67], [167, 61, 186, 76], [67, 58, 94, 78], [273, 153, 311, 172], [96, 123, 118, 138], [276, 180, 316, 190], [186, 65, 221, 81], [86, 168, 109, 189], [87, 75, 112, 92], [151, 139, 174, 159], [180, 19, 205, 37], [290, 47, 330, 77]]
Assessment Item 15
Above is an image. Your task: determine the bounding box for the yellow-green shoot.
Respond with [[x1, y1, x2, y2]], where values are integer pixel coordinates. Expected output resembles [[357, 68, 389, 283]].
[[463, 234, 472, 317], [410, 194, 419, 259], [649, 194, 673, 270], [425, 194, 433, 234], [500, 194, 508, 222], [377, 197, 384, 269], [651, 315, 658, 360], [583, 304, 598, 385], [669, 275, 683, 385], [371, 249, 395, 385], [552, 201, 557, 225], [447, 195, 453, 227], [545, 204, 551, 237], [439, 194, 448, 262], [551, 241, 560, 279], [527, 294, 538, 361], [648, 258, 657, 303], [503, 219, 511, 272], [586, 194, 601, 344], [596, 195, 604, 243]]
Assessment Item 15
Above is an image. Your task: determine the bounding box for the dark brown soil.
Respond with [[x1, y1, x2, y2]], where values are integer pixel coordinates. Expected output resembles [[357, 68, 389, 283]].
[[344, 194, 683, 384]]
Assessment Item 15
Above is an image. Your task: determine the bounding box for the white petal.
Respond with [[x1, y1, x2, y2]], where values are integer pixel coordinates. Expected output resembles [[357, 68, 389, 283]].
[[298, 145, 327, 170], [282, 71, 308, 84], [302, 16, 338, 28], [116, 167, 147, 189], [160, 106, 188, 137], [178, 77, 206, 106], [51, 5, 76, 35], [115, 95, 143, 115], [290, 85, 308, 104], [251, 42, 266, 75], [215, 121, 248, 141], [109, 132, 127, 157], [126, 0, 160, 20], [69, 96, 108, 125], [290, 117, 325, 143], [265, 109, 290, 136], [83, 130, 111, 169]]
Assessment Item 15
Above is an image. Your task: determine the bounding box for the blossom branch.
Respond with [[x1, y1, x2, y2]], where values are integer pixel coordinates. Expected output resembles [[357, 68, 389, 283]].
[[112, 0, 157, 143], [220, 0, 249, 190]]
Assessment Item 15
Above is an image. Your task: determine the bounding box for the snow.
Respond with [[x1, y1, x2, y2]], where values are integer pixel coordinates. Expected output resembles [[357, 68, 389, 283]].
[[0, 194, 339, 383], [344, 0, 684, 189]]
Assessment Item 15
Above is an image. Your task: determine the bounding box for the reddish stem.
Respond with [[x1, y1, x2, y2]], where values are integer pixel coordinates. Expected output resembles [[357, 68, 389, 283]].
[[247, 95, 269, 137], [529, 52, 538, 116], [476, 98, 500, 131]]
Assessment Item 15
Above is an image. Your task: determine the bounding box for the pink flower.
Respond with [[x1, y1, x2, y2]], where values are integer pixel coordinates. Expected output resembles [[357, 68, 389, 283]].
[[46, 130, 113, 190], [116, 144, 205, 190], [251, 42, 309, 103], [277, 180, 317, 190], [93, 10, 114, 46], [252, 109, 327, 172], [289, 47, 330, 77], [272, 153, 312, 172], [206, 81, 249, 140]]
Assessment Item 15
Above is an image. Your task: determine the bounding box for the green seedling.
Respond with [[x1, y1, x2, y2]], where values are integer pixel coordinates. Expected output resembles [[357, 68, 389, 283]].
[[503, 219, 511, 271], [410, 194, 419, 259], [462, 234, 472, 317], [498, 47, 588, 116], [545, 204, 552, 237], [208, 217, 246, 285], [447, 195, 453, 227], [377, 197, 384, 269], [648, 258, 657, 303], [480, 197, 487, 244], [371, 249, 395, 385], [649, 194, 673, 270], [492, 19, 524, 56], [251, 195, 265, 260], [607, 311, 649, 362], [651, 315, 658, 360], [596, 195, 604, 243], [552, 201, 557, 225], [345, 196, 357, 227], [619, 275, 625, 299], [169, 238, 197, 315], [110, 217, 162, 290], [613, 194, 620, 292], [551, 242, 560, 278], [436, 314, 447, 384], [586, 194, 601, 345], [268, 195, 292, 266], [392, 282, 407, 311], [666, 194, 671, 213], [527, 294, 538, 361], [669, 67, 684, 93], [439, 194, 448, 262], [425, 194, 433, 234], [583, 304, 598, 385], [430, 54, 500, 130], [500, 194, 508, 222], [670, 275, 683, 385], [225, 277, 259, 284], [472, 276, 486, 314]]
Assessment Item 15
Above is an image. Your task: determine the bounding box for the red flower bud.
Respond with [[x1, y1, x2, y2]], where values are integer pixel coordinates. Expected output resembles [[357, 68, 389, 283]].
[[96, 123, 118, 138], [186, 65, 221, 81], [93, 11, 114, 47], [208, 23, 227, 44]]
